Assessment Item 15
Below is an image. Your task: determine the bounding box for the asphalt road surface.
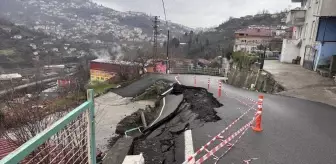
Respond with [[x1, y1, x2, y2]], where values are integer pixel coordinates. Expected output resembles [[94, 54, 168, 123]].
[[112, 74, 171, 97], [168, 74, 336, 164]]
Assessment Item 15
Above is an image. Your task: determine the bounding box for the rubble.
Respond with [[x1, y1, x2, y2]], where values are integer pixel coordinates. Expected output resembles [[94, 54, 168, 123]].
[[132, 84, 222, 164]]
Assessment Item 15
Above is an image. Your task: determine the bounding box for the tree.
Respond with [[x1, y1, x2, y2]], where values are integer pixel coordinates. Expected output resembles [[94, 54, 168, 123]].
[[205, 39, 210, 46], [171, 37, 180, 48], [195, 35, 199, 44], [0, 80, 86, 163]]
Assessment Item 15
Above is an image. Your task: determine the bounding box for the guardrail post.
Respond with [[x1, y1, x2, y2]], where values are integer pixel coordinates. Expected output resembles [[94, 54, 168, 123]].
[[218, 81, 222, 97], [208, 78, 210, 90], [194, 76, 196, 87], [87, 89, 96, 164]]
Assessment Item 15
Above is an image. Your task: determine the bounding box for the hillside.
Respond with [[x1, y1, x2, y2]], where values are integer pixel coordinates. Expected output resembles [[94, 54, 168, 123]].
[[0, 0, 190, 46], [0, 18, 93, 69], [173, 11, 287, 59]]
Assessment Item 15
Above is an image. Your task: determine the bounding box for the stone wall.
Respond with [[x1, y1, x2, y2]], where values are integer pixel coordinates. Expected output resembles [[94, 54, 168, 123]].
[[227, 63, 284, 93]]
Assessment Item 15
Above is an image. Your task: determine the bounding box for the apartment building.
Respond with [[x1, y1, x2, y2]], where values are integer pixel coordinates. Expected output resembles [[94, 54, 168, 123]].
[[281, 0, 336, 71], [233, 27, 274, 53]]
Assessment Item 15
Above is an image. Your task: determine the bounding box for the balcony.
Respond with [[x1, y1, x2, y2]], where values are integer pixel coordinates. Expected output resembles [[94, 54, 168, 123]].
[[320, 0, 336, 17], [286, 9, 306, 26]]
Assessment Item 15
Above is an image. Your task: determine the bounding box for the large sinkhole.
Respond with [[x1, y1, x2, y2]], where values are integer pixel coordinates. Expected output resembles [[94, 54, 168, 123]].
[[132, 84, 223, 164]]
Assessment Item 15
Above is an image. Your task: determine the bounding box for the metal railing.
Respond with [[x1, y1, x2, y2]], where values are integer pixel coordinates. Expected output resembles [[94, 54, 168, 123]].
[[0, 89, 96, 164], [170, 66, 223, 76]]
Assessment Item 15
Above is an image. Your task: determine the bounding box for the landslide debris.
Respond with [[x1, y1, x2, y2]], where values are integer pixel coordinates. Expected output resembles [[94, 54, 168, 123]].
[[133, 84, 222, 164]]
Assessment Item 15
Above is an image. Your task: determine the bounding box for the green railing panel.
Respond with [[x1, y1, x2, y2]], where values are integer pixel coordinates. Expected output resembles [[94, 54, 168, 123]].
[[87, 89, 96, 164], [0, 89, 96, 164]]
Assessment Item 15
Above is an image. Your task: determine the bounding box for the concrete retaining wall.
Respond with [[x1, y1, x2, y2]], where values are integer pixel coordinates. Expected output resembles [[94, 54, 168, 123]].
[[227, 63, 284, 93]]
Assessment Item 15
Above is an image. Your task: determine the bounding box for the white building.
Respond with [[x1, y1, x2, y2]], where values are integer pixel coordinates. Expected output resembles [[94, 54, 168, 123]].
[[281, 0, 336, 71], [12, 35, 22, 39]]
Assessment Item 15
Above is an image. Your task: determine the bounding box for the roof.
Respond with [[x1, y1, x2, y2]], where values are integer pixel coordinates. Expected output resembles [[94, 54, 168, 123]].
[[235, 28, 273, 37], [91, 59, 141, 66], [0, 73, 22, 80]]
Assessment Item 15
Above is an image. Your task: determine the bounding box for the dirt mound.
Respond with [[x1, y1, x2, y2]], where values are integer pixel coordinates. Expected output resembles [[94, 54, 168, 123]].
[[172, 84, 222, 122], [132, 84, 222, 164]]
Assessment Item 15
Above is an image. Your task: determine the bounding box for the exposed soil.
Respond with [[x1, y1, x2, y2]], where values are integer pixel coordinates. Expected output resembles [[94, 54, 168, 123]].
[[114, 80, 170, 136], [170, 84, 222, 122], [132, 84, 222, 164], [115, 104, 159, 135]]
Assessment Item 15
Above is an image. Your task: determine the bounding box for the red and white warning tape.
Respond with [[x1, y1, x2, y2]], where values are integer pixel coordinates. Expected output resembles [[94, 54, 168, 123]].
[[183, 110, 259, 164], [195, 115, 259, 164], [222, 91, 257, 109], [214, 119, 252, 164]]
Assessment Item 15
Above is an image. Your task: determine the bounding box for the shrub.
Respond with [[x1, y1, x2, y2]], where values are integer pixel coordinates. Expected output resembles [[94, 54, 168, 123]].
[[232, 51, 259, 69]]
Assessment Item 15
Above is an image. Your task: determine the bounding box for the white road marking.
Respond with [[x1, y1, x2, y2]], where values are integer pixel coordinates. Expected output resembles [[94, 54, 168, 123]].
[[161, 87, 173, 96], [149, 97, 166, 126], [175, 76, 181, 84], [175, 75, 194, 162], [184, 130, 194, 162]]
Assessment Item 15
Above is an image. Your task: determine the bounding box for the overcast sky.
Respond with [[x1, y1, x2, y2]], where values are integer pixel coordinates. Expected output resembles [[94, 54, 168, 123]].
[[92, 0, 300, 28]]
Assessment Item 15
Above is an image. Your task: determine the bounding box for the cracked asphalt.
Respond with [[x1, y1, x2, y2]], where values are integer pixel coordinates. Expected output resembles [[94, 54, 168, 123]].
[[114, 74, 336, 164], [173, 74, 336, 164]]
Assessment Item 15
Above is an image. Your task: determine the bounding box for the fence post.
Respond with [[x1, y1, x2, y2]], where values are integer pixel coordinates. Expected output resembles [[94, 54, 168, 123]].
[[194, 76, 196, 87], [218, 81, 222, 97], [87, 89, 96, 164], [208, 78, 210, 90]]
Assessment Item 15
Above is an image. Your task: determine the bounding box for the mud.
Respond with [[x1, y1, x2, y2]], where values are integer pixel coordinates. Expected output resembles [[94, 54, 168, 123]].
[[114, 80, 171, 136], [132, 84, 222, 164], [115, 104, 160, 136]]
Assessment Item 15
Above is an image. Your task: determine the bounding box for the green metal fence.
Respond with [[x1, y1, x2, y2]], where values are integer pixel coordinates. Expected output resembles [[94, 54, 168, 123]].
[[0, 89, 96, 164]]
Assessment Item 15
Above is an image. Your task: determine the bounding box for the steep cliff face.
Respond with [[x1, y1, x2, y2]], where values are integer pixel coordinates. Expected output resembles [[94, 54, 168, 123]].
[[227, 63, 284, 93]]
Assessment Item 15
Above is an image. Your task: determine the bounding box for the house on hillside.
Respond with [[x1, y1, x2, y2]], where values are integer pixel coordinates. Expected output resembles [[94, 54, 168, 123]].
[[233, 27, 274, 53], [90, 59, 142, 82], [281, 0, 336, 74]]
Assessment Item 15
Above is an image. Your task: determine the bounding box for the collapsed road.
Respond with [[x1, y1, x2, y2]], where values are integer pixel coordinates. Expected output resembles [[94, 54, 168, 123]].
[[133, 84, 222, 164], [108, 74, 336, 164]]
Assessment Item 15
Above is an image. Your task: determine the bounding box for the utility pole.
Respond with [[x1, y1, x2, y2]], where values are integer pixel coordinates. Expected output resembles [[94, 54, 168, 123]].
[[152, 16, 159, 60], [166, 30, 170, 74], [260, 45, 267, 70]]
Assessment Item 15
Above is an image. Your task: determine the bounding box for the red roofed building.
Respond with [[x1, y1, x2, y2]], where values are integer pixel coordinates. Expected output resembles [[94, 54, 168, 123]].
[[90, 59, 142, 82], [234, 27, 275, 53]]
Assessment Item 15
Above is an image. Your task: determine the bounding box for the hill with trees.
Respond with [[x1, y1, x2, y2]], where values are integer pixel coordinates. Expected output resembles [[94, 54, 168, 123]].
[[169, 10, 288, 60], [0, 18, 93, 69]]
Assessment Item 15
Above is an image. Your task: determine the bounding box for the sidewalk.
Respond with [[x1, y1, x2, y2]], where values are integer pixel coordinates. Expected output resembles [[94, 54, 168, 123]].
[[264, 60, 336, 107], [94, 92, 155, 151]]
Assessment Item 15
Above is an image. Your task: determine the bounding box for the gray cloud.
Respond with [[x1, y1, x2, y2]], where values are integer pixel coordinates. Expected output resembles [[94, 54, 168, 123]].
[[93, 0, 300, 28]]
